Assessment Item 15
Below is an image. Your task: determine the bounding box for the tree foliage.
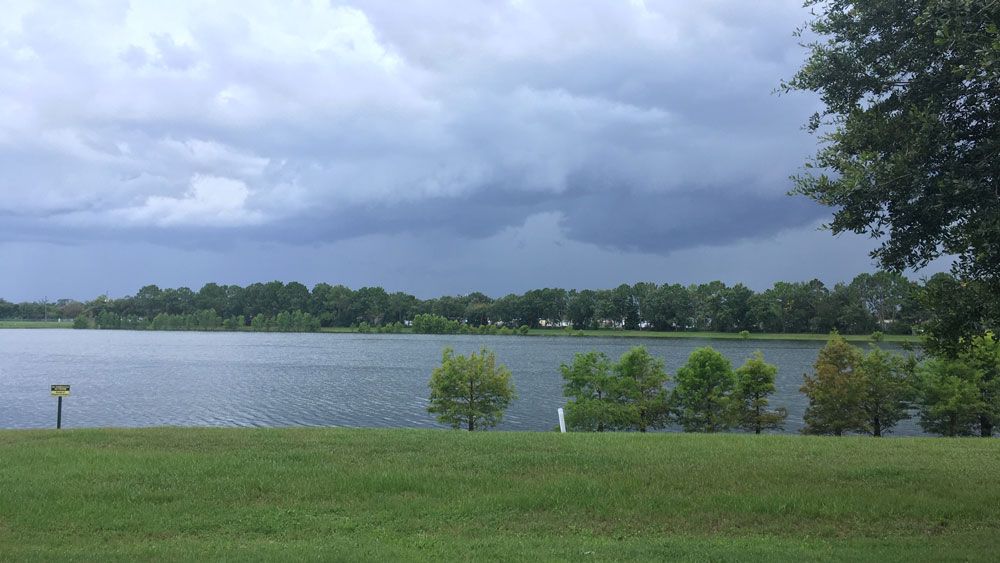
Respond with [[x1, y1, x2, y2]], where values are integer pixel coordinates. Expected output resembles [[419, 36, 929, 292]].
[[560, 351, 630, 431], [427, 347, 516, 431], [561, 347, 670, 432], [613, 347, 671, 432], [671, 347, 736, 432], [730, 351, 787, 434], [958, 331, 1000, 436], [916, 358, 985, 436], [857, 346, 912, 436], [801, 333, 866, 435], [786, 0, 1000, 286]]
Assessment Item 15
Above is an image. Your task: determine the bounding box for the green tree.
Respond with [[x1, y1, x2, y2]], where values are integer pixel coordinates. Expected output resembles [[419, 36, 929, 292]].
[[730, 351, 786, 434], [560, 351, 626, 431], [919, 273, 993, 358], [428, 347, 516, 431], [671, 346, 736, 432], [786, 1, 1000, 287], [801, 333, 865, 435], [613, 347, 670, 431], [960, 332, 1000, 436], [916, 358, 985, 437], [857, 347, 912, 437]]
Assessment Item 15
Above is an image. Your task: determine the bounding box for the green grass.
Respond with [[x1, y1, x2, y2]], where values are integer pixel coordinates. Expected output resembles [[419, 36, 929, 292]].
[[528, 328, 920, 343], [0, 320, 73, 329], [0, 429, 996, 561], [1, 321, 916, 343]]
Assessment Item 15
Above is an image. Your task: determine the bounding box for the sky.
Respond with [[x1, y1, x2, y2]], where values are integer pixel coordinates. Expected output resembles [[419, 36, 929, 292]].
[[0, 0, 950, 302]]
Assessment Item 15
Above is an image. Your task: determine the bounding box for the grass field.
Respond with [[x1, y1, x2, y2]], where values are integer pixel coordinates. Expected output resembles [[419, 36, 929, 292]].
[[1, 321, 917, 343], [525, 328, 919, 343], [0, 320, 73, 329], [0, 428, 995, 560]]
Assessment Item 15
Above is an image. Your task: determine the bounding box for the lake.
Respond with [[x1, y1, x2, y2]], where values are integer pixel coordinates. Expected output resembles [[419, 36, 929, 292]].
[[0, 329, 924, 435]]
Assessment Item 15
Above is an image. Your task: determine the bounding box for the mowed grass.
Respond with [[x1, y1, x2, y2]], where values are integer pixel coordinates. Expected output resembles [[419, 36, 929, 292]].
[[0, 321, 917, 342], [527, 328, 920, 342], [0, 429, 997, 561], [0, 320, 72, 329]]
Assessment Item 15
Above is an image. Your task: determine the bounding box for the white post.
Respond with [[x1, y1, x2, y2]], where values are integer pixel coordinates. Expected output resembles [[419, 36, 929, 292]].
[[557, 407, 566, 433]]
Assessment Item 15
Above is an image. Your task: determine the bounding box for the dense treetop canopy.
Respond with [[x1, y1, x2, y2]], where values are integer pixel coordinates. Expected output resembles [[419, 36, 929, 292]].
[[786, 0, 1000, 283]]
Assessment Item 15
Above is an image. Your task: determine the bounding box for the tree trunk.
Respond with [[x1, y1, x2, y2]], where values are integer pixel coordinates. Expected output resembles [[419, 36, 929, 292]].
[[873, 416, 882, 437], [980, 415, 993, 437]]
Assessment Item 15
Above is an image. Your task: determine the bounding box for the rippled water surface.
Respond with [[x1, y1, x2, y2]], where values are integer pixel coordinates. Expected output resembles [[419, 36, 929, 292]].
[[0, 330, 922, 434]]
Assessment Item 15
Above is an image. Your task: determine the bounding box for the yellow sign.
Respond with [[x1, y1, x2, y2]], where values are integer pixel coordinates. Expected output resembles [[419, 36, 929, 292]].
[[50, 384, 70, 397]]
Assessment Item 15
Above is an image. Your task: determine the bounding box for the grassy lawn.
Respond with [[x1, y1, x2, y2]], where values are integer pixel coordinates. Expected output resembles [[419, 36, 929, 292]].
[[0, 429, 995, 561], [1, 322, 917, 343], [526, 328, 919, 342], [0, 320, 73, 329]]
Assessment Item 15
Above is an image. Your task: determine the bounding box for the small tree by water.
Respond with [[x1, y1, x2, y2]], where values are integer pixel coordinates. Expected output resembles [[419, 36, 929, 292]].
[[671, 347, 736, 432], [560, 347, 669, 432], [730, 351, 786, 434], [801, 333, 866, 436], [428, 347, 515, 431]]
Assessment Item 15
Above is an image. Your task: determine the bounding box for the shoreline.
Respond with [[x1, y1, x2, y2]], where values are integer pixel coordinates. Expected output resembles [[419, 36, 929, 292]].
[[0, 321, 920, 343]]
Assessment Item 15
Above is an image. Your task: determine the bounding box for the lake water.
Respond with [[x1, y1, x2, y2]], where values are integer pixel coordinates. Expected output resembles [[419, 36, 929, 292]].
[[0, 330, 924, 435]]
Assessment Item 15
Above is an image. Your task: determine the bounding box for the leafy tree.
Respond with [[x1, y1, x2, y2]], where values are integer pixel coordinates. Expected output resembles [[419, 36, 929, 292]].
[[786, 0, 1000, 287], [857, 346, 912, 437], [566, 290, 598, 329], [801, 333, 865, 435], [730, 351, 786, 434], [850, 272, 914, 332], [920, 273, 998, 358], [960, 332, 1000, 436], [671, 346, 736, 432], [560, 351, 626, 431], [427, 347, 515, 431], [646, 283, 694, 331], [916, 358, 985, 437], [613, 346, 670, 431], [195, 283, 228, 314]]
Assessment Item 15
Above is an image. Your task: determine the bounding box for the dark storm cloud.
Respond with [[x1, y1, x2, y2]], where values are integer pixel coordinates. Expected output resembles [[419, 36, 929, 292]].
[[0, 0, 822, 254], [5, 0, 909, 304], [557, 187, 828, 254]]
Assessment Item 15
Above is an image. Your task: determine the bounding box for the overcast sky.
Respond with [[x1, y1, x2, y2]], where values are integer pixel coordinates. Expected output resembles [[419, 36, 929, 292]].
[[0, 0, 950, 301]]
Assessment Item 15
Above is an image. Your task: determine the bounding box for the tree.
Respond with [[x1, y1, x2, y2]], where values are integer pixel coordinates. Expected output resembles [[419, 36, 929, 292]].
[[786, 1, 1000, 287], [560, 351, 627, 431], [857, 346, 912, 437], [730, 351, 786, 434], [920, 273, 998, 358], [427, 347, 515, 431], [916, 358, 985, 437], [960, 332, 1000, 436], [566, 290, 598, 329], [850, 272, 916, 332], [671, 346, 736, 432], [801, 333, 866, 435], [645, 283, 694, 331], [613, 347, 670, 431]]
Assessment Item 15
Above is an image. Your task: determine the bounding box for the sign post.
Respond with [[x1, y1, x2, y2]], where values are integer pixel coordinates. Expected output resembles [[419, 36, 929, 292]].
[[50, 385, 70, 429], [557, 407, 566, 433]]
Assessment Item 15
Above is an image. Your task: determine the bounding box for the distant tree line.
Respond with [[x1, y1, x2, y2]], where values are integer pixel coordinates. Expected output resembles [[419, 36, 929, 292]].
[[0, 271, 974, 337]]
